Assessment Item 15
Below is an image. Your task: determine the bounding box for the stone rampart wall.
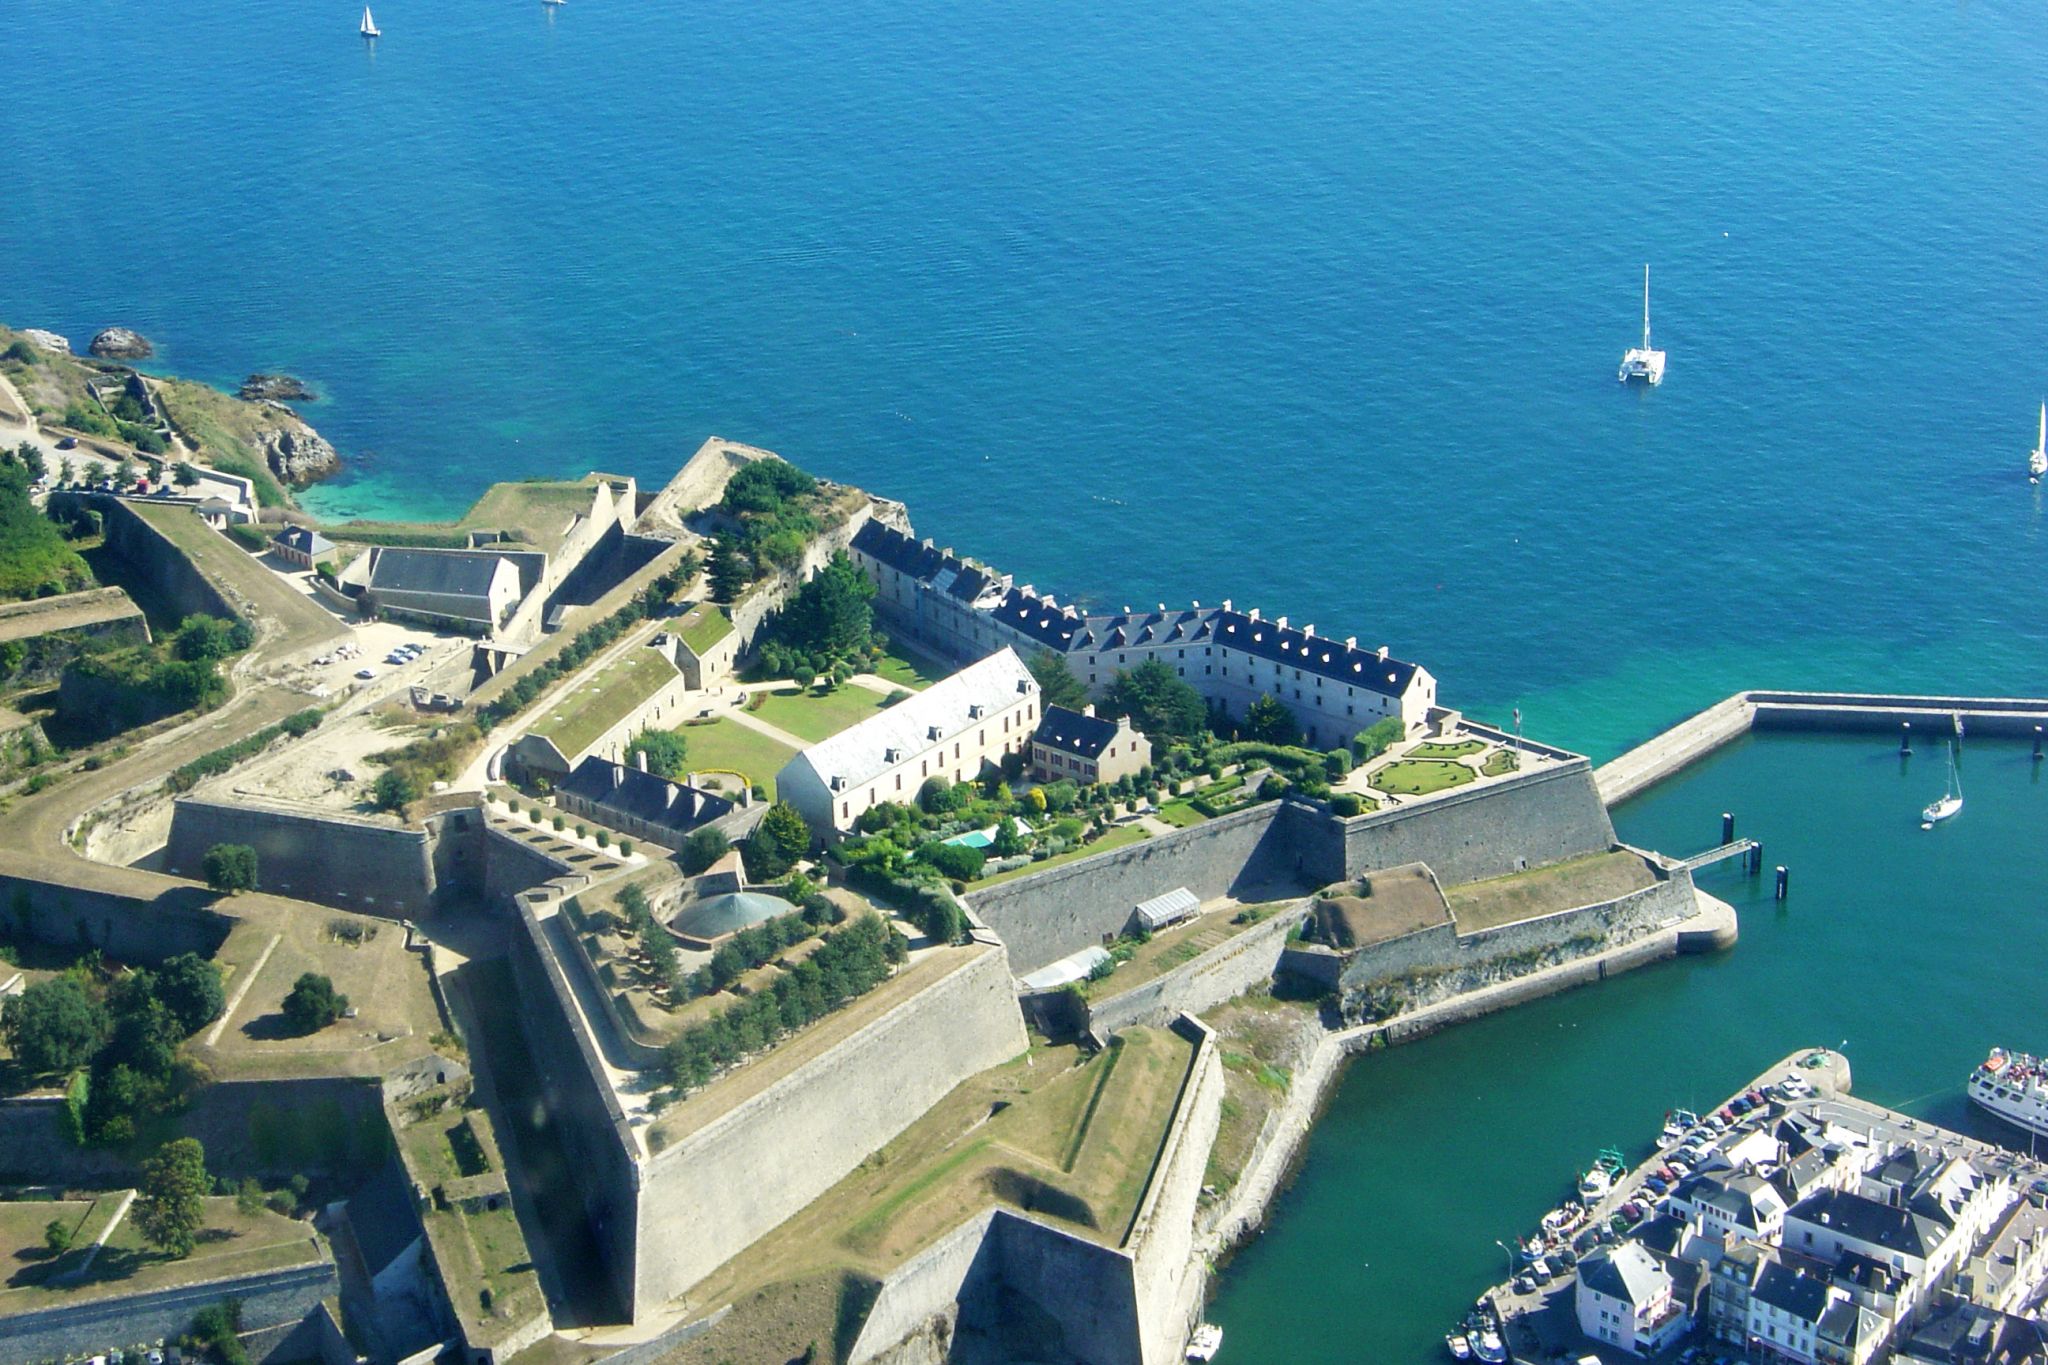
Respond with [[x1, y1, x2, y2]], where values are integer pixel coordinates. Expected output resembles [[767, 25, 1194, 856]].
[[507, 889, 642, 1318], [94, 496, 240, 625], [162, 798, 436, 917], [847, 1209, 998, 1365], [632, 942, 1026, 1311], [965, 804, 1294, 977], [1083, 906, 1309, 1037], [0, 1259, 337, 1365], [1329, 758, 1617, 887], [0, 871, 231, 963], [1126, 1016, 1223, 1365], [482, 824, 582, 911], [0, 588, 151, 685]]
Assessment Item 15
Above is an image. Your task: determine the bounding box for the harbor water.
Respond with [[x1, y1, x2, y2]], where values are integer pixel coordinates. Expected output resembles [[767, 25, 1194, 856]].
[[6, 0, 2048, 1357]]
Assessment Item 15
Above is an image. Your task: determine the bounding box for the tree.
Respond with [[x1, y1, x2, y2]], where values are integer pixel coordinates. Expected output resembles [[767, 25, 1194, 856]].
[[174, 615, 237, 662], [372, 768, 419, 812], [707, 534, 750, 602], [281, 973, 347, 1035], [776, 553, 877, 667], [2, 978, 110, 1076], [154, 954, 226, 1037], [1102, 660, 1208, 741], [136, 1137, 209, 1258], [1028, 649, 1090, 711], [235, 1178, 265, 1217], [625, 728, 689, 779], [18, 445, 45, 484], [681, 826, 729, 875], [44, 1218, 73, 1255], [1242, 694, 1303, 746], [200, 844, 259, 894], [114, 455, 137, 487], [748, 802, 812, 879], [916, 840, 985, 882], [173, 462, 199, 488], [1351, 716, 1404, 764]]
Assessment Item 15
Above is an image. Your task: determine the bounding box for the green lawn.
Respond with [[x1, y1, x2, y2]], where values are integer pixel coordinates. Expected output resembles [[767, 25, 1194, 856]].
[[1481, 747, 1521, 776], [0, 1198, 322, 1309], [871, 647, 948, 691], [750, 682, 896, 744], [1369, 759, 1478, 796], [971, 823, 1152, 889], [678, 717, 800, 797], [530, 646, 678, 758], [1407, 739, 1485, 759], [1156, 801, 1207, 828]]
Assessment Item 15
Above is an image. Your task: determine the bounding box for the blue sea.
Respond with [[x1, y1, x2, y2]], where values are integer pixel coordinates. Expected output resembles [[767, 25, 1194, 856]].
[[9, 0, 2048, 1354]]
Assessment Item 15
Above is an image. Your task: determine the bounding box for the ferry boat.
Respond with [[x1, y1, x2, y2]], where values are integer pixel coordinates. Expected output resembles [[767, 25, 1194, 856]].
[[1186, 1323, 1224, 1363], [1617, 264, 1667, 386], [1968, 1048, 2048, 1139]]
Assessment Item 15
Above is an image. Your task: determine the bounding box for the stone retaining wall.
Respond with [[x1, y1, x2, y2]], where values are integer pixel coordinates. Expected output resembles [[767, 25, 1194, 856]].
[[0, 1254, 336, 1365], [1327, 758, 1618, 887], [1082, 905, 1309, 1037], [162, 797, 436, 917], [91, 496, 241, 626], [0, 871, 231, 963]]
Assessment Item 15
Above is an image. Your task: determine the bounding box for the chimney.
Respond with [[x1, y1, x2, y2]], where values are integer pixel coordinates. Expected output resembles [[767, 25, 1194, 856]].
[[635, 749, 649, 773], [1345, 636, 1357, 648], [1275, 616, 1288, 630], [1157, 603, 1166, 613], [612, 767, 624, 790], [1248, 608, 1260, 621], [922, 537, 934, 549], [1378, 645, 1390, 660], [1082, 704, 1095, 718], [1303, 624, 1315, 637]]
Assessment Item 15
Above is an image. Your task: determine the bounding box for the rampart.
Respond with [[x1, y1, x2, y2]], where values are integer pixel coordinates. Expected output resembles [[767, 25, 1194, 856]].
[[162, 797, 437, 917], [0, 869, 231, 963], [1321, 756, 1618, 886], [632, 934, 1027, 1312], [848, 1015, 1223, 1365], [1081, 903, 1311, 1037], [92, 495, 239, 624], [0, 1257, 337, 1365], [0, 587, 151, 684]]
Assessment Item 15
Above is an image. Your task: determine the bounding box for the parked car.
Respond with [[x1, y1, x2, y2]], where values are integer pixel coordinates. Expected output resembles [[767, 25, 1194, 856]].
[[1643, 1176, 1669, 1195], [355, 667, 376, 680], [56, 435, 77, 450]]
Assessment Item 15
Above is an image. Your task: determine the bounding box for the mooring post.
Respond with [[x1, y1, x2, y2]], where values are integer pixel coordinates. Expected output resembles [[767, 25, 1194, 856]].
[[1721, 811, 1734, 844], [1900, 722, 1911, 755], [1749, 841, 1764, 876], [1775, 866, 1789, 901], [2034, 725, 2043, 762]]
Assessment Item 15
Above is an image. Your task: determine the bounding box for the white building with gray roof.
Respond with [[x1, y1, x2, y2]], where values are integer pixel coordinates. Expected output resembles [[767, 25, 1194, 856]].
[[776, 646, 1039, 833]]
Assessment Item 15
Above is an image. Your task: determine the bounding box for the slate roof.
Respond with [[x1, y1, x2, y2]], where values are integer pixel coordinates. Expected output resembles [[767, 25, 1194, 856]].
[[781, 647, 1036, 792], [1753, 1259, 1834, 1323], [1579, 1242, 1670, 1308], [1696, 1171, 1786, 1230], [1212, 610, 1421, 697], [560, 757, 732, 834], [992, 587, 1087, 651], [1789, 1188, 1945, 1260], [274, 524, 334, 556], [851, 521, 1002, 603], [368, 548, 511, 601], [1069, 607, 1217, 653], [1033, 705, 1121, 759]]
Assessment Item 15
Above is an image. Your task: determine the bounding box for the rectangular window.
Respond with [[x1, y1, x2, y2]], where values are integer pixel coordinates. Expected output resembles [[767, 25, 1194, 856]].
[[1205, 664, 1212, 675], [896, 774, 902, 790]]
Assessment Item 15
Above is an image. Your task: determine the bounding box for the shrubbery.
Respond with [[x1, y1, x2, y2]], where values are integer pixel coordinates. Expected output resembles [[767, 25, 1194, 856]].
[[167, 711, 322, 794], [282, 973, 346, 1034], [0, 460, 91, 601]]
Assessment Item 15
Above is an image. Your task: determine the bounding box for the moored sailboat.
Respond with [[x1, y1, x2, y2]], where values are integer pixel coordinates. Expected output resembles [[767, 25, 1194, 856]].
[[1922, 717, 1963, 827], [1618, 264, 1666, 386]]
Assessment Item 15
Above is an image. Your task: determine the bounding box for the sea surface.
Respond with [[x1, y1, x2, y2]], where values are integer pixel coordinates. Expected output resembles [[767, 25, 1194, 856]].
[[7, 1, 2047, 1357]]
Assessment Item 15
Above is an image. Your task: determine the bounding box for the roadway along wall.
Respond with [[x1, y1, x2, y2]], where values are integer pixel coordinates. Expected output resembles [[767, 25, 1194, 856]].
[[0, 1256, 337, 1365], [1083, 905, 1310, 1037], [162, 797, 436, 918], [631, 939, 1027, 1313], [965, 804, 1294, 977]]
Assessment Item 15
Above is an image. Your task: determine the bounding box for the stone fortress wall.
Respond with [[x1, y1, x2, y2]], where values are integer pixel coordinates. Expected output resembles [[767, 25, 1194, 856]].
[[162, 796, 438, 917], [0, 1258, 338, 1365], [630, 931, 1027, 1313], [1081, 901, 1312, 1038], [92, 495, 240, 626]]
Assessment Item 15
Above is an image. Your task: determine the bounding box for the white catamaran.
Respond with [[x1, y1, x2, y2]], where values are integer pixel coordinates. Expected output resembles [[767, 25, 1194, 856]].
[[1618, 264, 1666, 386], [2029, 402, 2045, 484], [360, 5, 380, 38], [1922, 718, 1964, 827]]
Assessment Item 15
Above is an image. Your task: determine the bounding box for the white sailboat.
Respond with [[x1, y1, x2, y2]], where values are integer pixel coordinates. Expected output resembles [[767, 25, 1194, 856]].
[[2029, 402, 2045, 484], [1618, 263, 1666, 386], [360, 5, 380, 38], [1922, 724, 1963, 827]]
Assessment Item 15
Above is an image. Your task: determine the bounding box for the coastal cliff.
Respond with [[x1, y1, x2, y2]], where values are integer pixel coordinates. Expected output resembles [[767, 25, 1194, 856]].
[[251, 408, 341, 486]]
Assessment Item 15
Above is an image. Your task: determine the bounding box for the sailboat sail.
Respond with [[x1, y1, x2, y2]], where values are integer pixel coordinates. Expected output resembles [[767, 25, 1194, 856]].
[[360, 5, 378, 36]]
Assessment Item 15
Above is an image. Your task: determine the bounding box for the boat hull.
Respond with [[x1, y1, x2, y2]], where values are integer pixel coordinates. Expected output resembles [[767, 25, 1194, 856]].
[[1970, 1061, 2048, 1140]]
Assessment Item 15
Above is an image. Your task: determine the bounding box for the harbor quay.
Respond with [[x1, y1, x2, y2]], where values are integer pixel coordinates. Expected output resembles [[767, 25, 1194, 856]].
[[1471, 1050, 2048, 1365]]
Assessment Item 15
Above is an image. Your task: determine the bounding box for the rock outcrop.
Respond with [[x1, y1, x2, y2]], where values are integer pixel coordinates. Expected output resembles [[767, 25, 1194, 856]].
[[257, 415, 341, 486], [238, 373, 318, 403], [89, 327, 153, 359], [20, 328, 71, 355]]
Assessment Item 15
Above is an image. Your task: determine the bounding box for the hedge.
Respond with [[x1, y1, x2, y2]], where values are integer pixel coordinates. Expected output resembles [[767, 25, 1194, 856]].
[[167, 708, 323, 792]]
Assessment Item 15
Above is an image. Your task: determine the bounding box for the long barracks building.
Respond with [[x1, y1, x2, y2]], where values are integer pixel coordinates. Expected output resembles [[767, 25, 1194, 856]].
[[848, 518, 1437, 750]]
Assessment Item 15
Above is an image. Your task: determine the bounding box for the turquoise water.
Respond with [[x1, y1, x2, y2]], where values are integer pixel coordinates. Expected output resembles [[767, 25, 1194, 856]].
[[1208, 731, 2048, 1361], [9, 0, 2048, 1354]]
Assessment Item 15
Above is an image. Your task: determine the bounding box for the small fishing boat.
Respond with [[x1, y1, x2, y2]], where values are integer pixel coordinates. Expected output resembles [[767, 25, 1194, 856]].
[[359, 4, 380, 37], [1541, 1201, 1588, 1239], [1186, 1323, 1224, 1363], [1578, 1146, 1626, 1200], [1445, 1333, 1474, 1361], [2031, 403, 2046, 484], [1662, 1108, 1700, 1144], [1470, 1328, 1509, 1365]]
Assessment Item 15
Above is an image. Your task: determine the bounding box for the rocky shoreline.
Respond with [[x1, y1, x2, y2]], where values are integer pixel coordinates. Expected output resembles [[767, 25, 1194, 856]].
[[238, 373, 318, 403]]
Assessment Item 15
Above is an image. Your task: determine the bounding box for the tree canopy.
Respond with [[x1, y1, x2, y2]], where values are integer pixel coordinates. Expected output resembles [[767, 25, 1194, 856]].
[[775, 552, 876, 665], [201, 843, 259, 894], [1028, 649, 1090, 711], [0, 460, 90, 602], [154, 953, 226, 1036], [2, 977, 109, 1076], [681, 825, 729, 875], [748, 802, 812, 879], [282, 973, 347, 1035], [1102, 659, 1208, 741], [136, 1138, 209, 1258], [1242, 693, 1303, 746], [707, 534, 751, 603], [625, 728, 689, 780]]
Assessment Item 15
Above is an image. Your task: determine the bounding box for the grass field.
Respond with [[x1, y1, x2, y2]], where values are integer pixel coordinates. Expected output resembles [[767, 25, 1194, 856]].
[[1369, 758, 1477, 796], [677, 602, 733, 654], [325, 477, 605, 554], [1407, 739, 1485, 759], [1446, 850, 1658, 933], [677, 717, 799, 797], [131, 503, 344, 655], [0, 1197, 322, 1309], [529, 646, 678, 759], [970, 823, 1151, 888], [1155, 800, 1207, 828], [870, 647, 947, 691], [1481, 747, 1521, 776], [750, 682, 896, 744]]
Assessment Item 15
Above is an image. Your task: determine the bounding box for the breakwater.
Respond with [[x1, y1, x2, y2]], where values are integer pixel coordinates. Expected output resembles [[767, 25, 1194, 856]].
[[1595, 691, 2048, 806]]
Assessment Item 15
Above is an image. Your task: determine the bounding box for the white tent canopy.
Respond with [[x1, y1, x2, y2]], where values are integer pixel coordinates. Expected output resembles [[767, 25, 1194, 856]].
[[1018, 946, 1112, 992]]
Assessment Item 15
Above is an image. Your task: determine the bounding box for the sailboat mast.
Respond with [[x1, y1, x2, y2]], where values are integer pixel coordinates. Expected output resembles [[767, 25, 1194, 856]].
[[1642, 264, 1652, 351]]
